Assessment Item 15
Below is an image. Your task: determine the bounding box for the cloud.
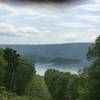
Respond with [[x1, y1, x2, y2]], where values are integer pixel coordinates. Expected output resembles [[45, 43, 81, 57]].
[[79, 15, 100, 23], [0, 22, 52, 37], [79, 4, 100, 11], [0, 0, 99, 44], [60, 29, 100, 43], [56, 21, 93, 29], [95, 0, 100, 3], [57, 22, 82, 27], [79, 29, 100, 42], [0, 0, 88, 5], [0, 22, 99, 44], [0, 23, 17, 35]]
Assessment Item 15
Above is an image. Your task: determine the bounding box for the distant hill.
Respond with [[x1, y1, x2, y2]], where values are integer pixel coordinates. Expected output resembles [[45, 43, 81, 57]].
[[50, 57, 82, 65], [0, 43, 91, 65]]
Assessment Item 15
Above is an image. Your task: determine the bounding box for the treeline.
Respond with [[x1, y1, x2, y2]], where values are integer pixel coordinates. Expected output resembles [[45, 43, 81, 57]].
[[0, 48, 52, 100], [45, 69, 85, 100], [44, 35, 100, 100]]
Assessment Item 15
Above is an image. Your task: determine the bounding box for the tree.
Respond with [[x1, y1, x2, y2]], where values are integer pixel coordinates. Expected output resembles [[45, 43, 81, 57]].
[[44, 69, 71, 100], [12, 58, 35, 95], [78, 35, 100, 100], [0, 49, 6, 86], [3, 48, 20, 90], [2, 48, 35, 95], [87, 35, 100, 65], [87, 35, 100, 100], [66, 74, 86, 100]]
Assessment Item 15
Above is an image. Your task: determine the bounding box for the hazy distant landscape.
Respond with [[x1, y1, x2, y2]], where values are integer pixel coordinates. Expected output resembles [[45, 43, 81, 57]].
[[0, 43, 91, 75]]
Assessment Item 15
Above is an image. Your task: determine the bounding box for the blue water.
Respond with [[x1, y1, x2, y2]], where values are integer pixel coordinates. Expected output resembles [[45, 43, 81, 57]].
[[35, 59, 89, 75]]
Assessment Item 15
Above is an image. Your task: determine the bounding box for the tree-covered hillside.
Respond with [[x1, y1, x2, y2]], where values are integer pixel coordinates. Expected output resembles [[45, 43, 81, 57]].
[[0, 48, 52, 100]]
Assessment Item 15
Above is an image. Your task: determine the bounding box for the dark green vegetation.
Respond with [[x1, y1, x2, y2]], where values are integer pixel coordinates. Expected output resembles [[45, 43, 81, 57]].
[[44, 35, 100, 100], [25, 75, 52, 100], [0, 48, 52, 100], [45, 69, 85, 100], [0, 36, 100, 100]]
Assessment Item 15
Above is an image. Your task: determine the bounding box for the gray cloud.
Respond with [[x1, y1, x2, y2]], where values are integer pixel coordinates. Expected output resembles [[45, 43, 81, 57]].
[[0, 22, 52, 38], [0, 0, 89, 8], [1, 0, 87, 3], [0, 0, 99, 44]]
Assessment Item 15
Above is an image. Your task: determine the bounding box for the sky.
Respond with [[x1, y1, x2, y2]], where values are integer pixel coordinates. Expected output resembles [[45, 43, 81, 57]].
[[0, 0, 100, 44]]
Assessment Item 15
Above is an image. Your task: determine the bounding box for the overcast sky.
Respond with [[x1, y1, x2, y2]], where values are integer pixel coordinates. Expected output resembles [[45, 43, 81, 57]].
[[0, 0, 100, 44]]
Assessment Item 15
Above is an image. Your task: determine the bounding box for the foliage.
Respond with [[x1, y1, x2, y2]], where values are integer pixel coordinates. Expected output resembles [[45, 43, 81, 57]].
[[44, 69, 71, 100], [87, 35, 100, 65], [78, 35, 100, 100], [0, 54, 6, 86], [1, 48, 35, 95], [0, 89, 30, 100], [11, 58, 35, 95], [3, 48, 20, 90], [25, 75, 52, 100], [0, 47, 52, 100]]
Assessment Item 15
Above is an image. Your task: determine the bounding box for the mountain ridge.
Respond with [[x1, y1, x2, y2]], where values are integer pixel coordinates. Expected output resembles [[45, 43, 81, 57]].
[[0, 43, 91, 65]]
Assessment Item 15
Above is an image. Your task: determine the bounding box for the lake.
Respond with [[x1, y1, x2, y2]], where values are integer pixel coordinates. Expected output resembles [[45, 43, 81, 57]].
[[35, 59, 89, 75]]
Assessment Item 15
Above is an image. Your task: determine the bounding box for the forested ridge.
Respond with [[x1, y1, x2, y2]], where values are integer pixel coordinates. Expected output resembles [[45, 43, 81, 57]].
[[0, 35, 100, 100]]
